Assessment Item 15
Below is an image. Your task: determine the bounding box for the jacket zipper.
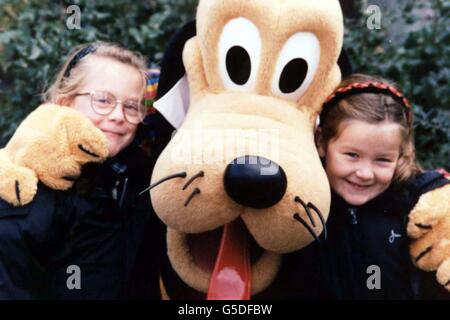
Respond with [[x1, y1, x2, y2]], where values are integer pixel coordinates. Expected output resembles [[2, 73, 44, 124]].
[[349, 207, 358, 225]]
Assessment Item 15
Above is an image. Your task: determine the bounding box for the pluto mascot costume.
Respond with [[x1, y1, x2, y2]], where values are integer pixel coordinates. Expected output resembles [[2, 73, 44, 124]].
[[150, 0, 343, 299], [0, 0, 449, 300]]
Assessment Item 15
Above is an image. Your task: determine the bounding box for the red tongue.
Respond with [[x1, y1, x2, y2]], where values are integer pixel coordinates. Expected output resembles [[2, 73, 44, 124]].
[[206, 219, 251, 300]]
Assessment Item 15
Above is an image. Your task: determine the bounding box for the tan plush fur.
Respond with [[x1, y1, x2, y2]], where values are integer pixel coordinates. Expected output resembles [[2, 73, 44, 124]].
[[408, 183, 450, 291], [0, 104, 108, 206], [151, 0, 344, 295]]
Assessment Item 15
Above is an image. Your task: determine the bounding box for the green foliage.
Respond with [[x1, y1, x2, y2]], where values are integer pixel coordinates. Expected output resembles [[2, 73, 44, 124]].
[[344, 0, 449, 169]]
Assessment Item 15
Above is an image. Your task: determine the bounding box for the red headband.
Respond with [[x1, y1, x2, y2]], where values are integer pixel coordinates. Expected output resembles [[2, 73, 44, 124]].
[[320, 81, 412, 127]]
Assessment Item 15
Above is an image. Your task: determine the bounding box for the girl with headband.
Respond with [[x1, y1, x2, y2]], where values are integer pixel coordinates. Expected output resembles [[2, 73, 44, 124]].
[[315, 74, 449, 299], [0, 42, 162, 299]]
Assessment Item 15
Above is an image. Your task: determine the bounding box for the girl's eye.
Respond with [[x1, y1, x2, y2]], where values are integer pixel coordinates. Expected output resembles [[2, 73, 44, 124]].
[[95, 98, 112, 106], [124, 102, 137, 109], [124, 102, 139, 111], [94, 93, 113, 105], [377, 158, 392, 163], [345, 152, 358, 159]]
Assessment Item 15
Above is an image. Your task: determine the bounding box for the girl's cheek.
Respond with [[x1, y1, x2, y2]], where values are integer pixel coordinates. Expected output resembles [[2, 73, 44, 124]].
[[83, 111, 105, 127], [73, 104, 97, 122], [380, 168, 396, 184]]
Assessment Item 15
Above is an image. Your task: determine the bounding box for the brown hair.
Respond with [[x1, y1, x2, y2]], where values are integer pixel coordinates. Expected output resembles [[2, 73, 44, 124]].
[[43, 42, 148, 104], [317, 74, 422, 183]]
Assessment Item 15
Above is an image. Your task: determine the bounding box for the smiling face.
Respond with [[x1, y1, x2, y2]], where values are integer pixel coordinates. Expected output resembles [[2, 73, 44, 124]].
[[320, 119, 403, 206], [67, 56, 143, 157]]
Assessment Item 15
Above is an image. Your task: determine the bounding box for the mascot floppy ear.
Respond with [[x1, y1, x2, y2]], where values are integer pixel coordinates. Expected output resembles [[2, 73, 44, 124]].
[[150, 21, 196, 167], [153, 21, 196, 130]]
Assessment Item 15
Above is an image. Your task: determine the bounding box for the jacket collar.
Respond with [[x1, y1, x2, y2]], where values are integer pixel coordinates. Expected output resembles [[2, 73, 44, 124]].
[[330, 183, 409, 218]]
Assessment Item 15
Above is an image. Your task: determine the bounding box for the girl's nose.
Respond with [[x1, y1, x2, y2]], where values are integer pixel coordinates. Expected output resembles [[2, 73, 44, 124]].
[[108, 103, 125, 122], [355, 167, 374, 180]]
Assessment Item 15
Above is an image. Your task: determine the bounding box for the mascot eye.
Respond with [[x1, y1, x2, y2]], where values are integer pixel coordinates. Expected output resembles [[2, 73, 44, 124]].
[[219, 17, 261, 91], [226, 46, 251, 85], [272, 32, 320, 101]]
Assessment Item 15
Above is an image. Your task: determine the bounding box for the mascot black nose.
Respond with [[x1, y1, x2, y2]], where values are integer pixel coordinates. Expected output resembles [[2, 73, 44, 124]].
[[223, 156, 287, 209]]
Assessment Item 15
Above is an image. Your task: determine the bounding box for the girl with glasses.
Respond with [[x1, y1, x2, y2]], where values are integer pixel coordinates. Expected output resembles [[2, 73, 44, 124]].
[[0, 42, 163, 299]]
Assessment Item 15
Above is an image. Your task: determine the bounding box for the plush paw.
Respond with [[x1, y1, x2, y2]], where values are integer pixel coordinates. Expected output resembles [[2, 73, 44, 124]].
[[436, 258, 450, 292], [55, 106, 109, 163], [40, 157, 82, 190], [407, 184, 450, 239], [0, 150, 38, 206], [31, 106, 109, 189], [409, 215, 450, 271], [0, 104, 108, 204], [408, 184, 450, 291]]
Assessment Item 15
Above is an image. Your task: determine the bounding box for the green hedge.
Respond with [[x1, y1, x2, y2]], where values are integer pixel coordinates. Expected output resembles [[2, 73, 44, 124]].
[[1, 0, 448, 169]]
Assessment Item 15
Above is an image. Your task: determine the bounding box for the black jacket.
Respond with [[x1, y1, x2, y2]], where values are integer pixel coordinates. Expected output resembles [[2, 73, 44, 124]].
[[0, 142, 163, 299], [318, 171, 450, 300]]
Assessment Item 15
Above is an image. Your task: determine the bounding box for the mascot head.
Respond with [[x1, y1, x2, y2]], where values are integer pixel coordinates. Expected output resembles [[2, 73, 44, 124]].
[[151, 0, 344, 299]]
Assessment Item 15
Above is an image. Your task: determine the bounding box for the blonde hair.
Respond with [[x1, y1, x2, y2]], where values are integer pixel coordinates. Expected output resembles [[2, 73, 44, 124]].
[[318, 74, 422, 183], [43, 42, 148, 104]]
